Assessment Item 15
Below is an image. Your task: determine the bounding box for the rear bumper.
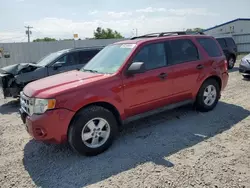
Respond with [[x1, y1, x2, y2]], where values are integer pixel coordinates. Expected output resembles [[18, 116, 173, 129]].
[[19, 108, 75, 144], [221, 72, 229, 91]]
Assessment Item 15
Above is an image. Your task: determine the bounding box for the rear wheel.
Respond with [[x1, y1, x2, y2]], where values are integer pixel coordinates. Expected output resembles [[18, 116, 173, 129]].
[[243, 75, 250, 79], [68, 105, 118, 156], [227, 56, 235, 69], [195, 79, 220, 112]]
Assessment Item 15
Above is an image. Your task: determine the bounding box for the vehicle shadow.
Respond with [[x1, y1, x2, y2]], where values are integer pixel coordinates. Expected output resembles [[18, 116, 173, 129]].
[[0, 99, 20, 114], [23, 102, 250, 188], [228, 66, 239, 73]]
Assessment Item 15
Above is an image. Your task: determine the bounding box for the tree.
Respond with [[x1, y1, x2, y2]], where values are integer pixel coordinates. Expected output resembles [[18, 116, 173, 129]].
[[33, 37, 57, 42], [94, 27, 124, 39], [186, 28, 204, 33]]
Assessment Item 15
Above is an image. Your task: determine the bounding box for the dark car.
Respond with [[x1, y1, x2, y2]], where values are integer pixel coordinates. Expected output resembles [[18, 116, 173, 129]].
[[19, 31, 228, 156], [0, 46, 103, 98], [215, 36, 237, 69]]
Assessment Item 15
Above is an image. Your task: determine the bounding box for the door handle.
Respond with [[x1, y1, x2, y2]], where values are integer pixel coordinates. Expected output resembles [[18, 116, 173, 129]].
[[158, 72, 168, 79], [196, 64, 204, 70]]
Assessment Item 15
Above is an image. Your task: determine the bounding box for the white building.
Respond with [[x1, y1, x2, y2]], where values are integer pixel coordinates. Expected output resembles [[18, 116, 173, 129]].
[[204, 18, 250, 53]]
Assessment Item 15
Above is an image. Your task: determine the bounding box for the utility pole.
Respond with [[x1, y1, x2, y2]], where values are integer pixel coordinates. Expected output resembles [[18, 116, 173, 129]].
[[25, 26, 33, 42], [133, 28, 138, 37]]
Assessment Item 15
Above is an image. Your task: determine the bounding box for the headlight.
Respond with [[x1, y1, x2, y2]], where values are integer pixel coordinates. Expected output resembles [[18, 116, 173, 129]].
[[31, 98, 56, 114], [241, 59, 250, 65]]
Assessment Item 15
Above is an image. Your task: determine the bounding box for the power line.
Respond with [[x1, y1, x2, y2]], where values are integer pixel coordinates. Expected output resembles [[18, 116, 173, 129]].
[[25, 26, 33, 42]]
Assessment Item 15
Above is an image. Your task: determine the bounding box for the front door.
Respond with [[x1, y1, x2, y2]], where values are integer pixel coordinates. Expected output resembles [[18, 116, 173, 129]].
[[123, 42, 175, 117], [47, 52, 81, 76]]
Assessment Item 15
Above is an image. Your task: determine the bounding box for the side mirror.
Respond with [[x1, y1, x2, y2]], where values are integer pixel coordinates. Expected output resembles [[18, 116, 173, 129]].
[[126, 62, 145, 76], [53, 62, 63, 70]]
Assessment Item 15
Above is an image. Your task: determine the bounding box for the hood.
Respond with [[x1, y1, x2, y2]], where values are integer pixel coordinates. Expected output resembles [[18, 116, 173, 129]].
[[0, 63, 41, 75], [243, 53, 250, 61], [23, 70, 107, 98]]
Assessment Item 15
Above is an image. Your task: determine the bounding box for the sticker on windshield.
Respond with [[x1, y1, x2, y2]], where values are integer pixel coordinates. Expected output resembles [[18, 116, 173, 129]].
[[120, 44, 136, 48]]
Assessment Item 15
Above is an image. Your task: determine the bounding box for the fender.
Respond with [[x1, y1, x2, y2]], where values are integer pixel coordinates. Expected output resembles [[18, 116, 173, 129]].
[[55, 82, 126, 120]]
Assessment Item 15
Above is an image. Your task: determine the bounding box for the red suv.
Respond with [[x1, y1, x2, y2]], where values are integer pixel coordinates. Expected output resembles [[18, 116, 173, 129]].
[[19, 32, 229, 156]]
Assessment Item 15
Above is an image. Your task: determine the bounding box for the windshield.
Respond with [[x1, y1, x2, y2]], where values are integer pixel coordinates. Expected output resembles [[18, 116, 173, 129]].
[[81, 44, 136, 74], [36, 51, 64, 66]]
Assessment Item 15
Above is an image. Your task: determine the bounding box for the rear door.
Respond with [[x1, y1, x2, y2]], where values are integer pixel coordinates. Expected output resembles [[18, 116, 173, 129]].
[[196, 37, 226, 73], [123, 42, 175, 116], [47, 51, 80, 76], [164, 38, 204, 99]]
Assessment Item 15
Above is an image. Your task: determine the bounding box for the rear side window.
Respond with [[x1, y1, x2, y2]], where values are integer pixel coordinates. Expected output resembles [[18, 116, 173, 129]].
[[197, 38, 222, 57], [216, 38, 227, 48], [165, 39, 199, 65], [79, 49, 100, 64], [132, 43, 167, 70], [225, 38, 236, 47]]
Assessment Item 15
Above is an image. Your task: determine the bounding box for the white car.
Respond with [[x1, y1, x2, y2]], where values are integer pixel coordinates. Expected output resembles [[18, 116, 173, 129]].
[[239, 53, 250, 78]]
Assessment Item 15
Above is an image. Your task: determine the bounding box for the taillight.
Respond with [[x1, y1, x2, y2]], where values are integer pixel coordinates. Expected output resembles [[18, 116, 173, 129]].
[[224, 60, 228, 71]]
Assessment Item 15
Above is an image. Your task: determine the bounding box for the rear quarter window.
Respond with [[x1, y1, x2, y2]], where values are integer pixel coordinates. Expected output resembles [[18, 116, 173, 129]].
[[216, 38, 227, 48], [225, 38, 236, 47], [197, 38, 222, 57]]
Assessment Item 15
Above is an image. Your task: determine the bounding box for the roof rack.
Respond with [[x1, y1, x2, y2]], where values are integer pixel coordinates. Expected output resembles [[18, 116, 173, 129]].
[[130, 31, 205, 40]]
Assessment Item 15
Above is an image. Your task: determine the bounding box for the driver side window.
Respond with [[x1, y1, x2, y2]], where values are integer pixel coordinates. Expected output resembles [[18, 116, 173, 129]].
[[56, 55, 67, 64], [132, 43, 167, 70], [54, 52, 79, 67]]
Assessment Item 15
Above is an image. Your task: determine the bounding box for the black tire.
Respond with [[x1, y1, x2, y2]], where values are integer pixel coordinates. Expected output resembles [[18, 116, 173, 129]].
[[227, 56, 235, 69], [68, 105, 118, 156], [195, 79, 220, 112], [243, 75, 250, 79]]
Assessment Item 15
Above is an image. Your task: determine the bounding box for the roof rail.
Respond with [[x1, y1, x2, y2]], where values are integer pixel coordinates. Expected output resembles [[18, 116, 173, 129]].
[[130, 31, 205, 40]]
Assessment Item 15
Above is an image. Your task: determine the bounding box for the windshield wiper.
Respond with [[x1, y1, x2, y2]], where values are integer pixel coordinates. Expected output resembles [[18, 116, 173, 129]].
[[82, 69, 99, 73]]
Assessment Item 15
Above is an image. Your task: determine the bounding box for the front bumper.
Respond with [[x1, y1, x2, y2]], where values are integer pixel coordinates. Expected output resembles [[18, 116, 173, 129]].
[[19, 108, 75, 144], [239, 64, 250, 75]]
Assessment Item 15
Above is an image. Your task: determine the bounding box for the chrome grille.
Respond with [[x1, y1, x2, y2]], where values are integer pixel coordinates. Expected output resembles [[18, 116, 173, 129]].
[[20, 92, 32, 115]]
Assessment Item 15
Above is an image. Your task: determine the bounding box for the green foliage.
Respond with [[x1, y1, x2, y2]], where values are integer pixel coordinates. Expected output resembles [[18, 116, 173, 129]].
[[33, 37, 57, 42], [94, 27, 124, 39]]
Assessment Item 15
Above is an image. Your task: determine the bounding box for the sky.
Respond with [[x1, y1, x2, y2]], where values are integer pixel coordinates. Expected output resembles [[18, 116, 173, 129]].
[[0, 0, 250, 42]]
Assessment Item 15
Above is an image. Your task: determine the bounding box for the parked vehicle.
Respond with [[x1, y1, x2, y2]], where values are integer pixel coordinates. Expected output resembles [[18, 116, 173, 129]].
[[0, 46, 103, 98], [215, 36, 237, 69], [19, 31, 229, 156], [239, 53, 250, 78]]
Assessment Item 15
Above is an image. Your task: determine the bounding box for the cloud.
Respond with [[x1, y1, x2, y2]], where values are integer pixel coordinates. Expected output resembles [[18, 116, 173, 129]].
[[168, 8, 218, 16], [136, 7, 166, 13], [107, 11, 133, 18], [0, 7, 219, 42], [21, 16, 187, 40], [0, 32, 26, 43], [88, 10, 99, 15]]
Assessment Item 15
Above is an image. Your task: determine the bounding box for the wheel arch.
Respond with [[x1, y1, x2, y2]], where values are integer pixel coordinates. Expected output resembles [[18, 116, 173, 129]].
[[195, 75, 222, 99], [67, 101, 122, 137], [204, 75, 222, 90]]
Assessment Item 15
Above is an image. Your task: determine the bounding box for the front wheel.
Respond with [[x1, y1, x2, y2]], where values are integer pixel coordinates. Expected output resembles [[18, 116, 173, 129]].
[[195, 79, 220, 112], [68, 105, 118, 156]]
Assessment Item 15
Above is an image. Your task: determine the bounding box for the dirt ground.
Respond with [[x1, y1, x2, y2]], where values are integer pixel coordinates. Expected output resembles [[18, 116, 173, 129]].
[[0, 63, 250, 188]]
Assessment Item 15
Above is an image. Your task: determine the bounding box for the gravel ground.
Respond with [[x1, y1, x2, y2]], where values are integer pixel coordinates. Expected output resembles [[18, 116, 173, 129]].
[[0, 63, 250, 188]]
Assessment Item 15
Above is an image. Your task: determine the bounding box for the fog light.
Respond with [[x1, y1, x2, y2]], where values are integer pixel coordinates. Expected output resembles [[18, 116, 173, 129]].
[[34, 128, 47, 137]]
